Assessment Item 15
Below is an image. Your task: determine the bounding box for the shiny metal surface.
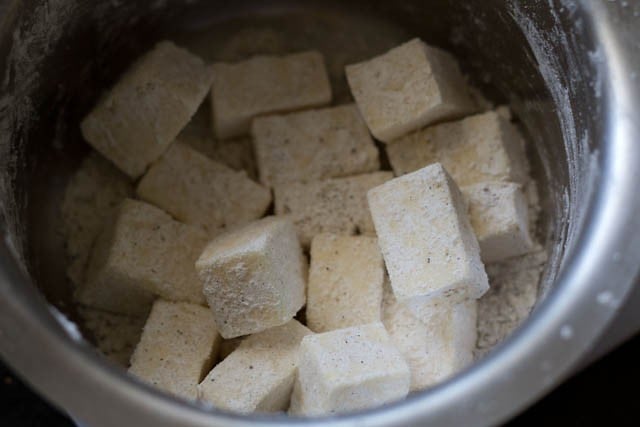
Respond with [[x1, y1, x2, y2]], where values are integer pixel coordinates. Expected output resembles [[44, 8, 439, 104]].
[[0, 1, 639, 426]]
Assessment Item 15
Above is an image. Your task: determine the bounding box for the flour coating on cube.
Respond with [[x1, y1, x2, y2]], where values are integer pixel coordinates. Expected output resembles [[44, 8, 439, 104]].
[[137, 144, 271, 236], [274, 172, 392, 247], [76, 199, 209, 315], [196, 217, 306, 338], [290, 322, 410, 416], [129, 300, 220, 400], [307, 234, 384, 332], [198, 320, 312, 413], [81, 41, 213, 178], [462, 182, 533, 263], [382, 281, 476, 391], [61, 152, 133, 286], [251, 104, 379, 187], [367, 163, 489, 311], [386, 110, 529, 186], [346, 38, 476, 143], [211, 51, 332, 139]]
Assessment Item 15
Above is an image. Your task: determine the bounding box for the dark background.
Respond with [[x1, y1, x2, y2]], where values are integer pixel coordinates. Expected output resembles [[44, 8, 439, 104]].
[[1, 333, 638, 426]]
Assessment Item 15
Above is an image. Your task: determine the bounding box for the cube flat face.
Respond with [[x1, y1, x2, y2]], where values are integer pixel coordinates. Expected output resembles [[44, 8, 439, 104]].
[[129, 300, 220, 400], [211, 51, 332, 139], [462, 182, 533, 263], [198, 320, 312, 413], [137, 144, 271, 236], [346, 38, 476, 143], [291, 322, 410, 416], [274, 172, 393, 247], [382, 280, 476, 391], [81, 41, 214, 178], [196, 217, 306, 338], [367, 163, 489, 308], [386, 110, 529, 186], [76, 199, 209, 315], [61, 152, 133, 286], [307, 234, 384, 332], [251, 104, 379, 187]]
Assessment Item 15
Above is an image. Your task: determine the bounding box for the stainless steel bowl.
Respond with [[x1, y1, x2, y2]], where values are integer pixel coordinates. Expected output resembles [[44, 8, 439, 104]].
[[1, 1, 639, 426]]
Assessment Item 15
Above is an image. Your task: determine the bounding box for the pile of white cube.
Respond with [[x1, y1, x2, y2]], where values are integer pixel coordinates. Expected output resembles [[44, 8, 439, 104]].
[[73, 36, 538, 417]]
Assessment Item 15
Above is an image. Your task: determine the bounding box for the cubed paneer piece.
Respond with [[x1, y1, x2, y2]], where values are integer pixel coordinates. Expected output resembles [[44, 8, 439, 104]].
[[198, 320, 312, 413], [76, 199, 209, 315], [462, 182, 533, 263], [251, 104, 379, 187], [307, 234, 384, 332], [78, 307, 145, 368], [195, 217, 306, 338], [274, 172, 393, 247], [290, 322, 410, 416], [211, 51, 332, 139], [129, 300, 221, 400], [386, 110, 529, 186], [367, 163, 489, 312], [382, 281, 476, 391], [61, 152, 133, 286], [81, 41, 213, 178], [345, 38, 476, 143], [137, 144, 271, 236]]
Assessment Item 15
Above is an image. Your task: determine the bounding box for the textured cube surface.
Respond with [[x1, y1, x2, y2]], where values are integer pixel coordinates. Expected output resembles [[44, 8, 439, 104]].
[[290, 322, 410, 416], [198, 320, 312, 413], [76, 199, 209, 315], [382, 280, 476, 391], [274, 172, 393, 247], [386, 110, 529, 186], [211, 51, 332, 139], [346, 38, 476, 143], [81, 41, 213, 178], [368, 163, 489, 311], [462, 182, 533, 263], [307, 234, 384, 332], [252, 104, 379, 187], [196, 217, 306, 338], [137, 144, 271, 236], [129, 300, 220, 400]]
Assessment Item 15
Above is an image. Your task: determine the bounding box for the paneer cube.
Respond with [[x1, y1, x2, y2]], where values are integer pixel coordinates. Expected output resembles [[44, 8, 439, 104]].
[[195, 216, 306, 338], [251, 104, 379, 187], [307, 234, 384, 332], [198, 320, 312, 413], [81, 41, 213, 178], [462, 182, 533, 263], [289, 322, 410, 416], [386, 110, 529, 186], [346, 38, 476, 143], [129, 300, 221, 400], [76, 199, 209, 315], [211, 51, 332, 139], [382, 281, 476, 391], [274, 172, 393, 247], [137, 144, 271, 236], [367, 163, 489, 312]]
